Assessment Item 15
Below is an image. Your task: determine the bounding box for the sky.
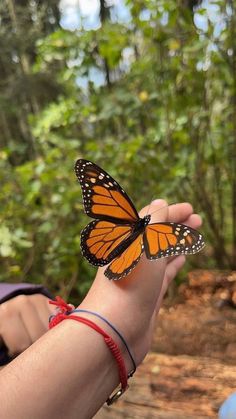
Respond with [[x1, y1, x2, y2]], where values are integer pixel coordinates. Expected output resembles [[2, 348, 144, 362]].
[[59, 0, 224, 33], [59, 0, 130, 30], [58, 1, 225, 86], [59, 0, 131, 87]]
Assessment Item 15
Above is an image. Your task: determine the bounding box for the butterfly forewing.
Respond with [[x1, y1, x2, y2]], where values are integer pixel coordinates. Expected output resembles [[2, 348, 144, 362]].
[[105, 234, 144, 280], [143, 223, 205, 260], [81, 220, 134, 266], [75, 159, 139, 223]]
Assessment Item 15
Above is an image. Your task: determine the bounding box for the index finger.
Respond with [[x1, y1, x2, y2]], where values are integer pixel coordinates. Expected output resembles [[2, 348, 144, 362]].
[[140, 201, 195, 225], [139, 199, 169, 222], [168, 202, 193, 223]]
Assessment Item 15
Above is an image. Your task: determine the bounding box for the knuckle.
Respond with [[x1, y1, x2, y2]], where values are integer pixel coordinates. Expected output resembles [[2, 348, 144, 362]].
[[30, 294, 45, 303], [14, 294, 31, 308], [0, 302, 11, 318], [14, 294, 28, 304]]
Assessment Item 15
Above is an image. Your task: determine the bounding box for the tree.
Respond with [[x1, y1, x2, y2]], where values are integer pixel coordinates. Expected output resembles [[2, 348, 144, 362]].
[[0, 0, 62, 163]]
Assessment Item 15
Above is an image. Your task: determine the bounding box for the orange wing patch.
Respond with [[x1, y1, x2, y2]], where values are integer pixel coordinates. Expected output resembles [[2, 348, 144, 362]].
[[110, 190, 138, 220], [93, 186, 110, 197], [81, 220, 132, 266], [105, 235, 144, 280], [90, 189, 138, 221], [144, 225, 177, 255], [144, 223, 205, 260]]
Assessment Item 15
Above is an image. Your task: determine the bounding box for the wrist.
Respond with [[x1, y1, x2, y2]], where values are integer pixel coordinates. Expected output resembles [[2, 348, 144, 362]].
[[50, 305, 132, 408], [73, 306, 136, 375], [78, 285, 156, 361]]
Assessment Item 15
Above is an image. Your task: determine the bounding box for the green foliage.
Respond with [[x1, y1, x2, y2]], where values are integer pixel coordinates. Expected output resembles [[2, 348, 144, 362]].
[[0, 144, 94, 297], [1, 0, 236, 299]]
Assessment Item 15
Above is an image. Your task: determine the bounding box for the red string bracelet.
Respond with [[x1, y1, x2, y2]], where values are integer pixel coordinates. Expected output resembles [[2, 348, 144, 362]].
[[49, 297, 129, 405]]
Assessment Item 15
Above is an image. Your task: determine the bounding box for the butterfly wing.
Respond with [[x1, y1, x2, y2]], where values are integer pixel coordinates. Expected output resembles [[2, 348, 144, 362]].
[[105, 234, 144, 280], [144, 222, 205, 259], [81, 220, 135, 266], [75, 159, 139, 223]]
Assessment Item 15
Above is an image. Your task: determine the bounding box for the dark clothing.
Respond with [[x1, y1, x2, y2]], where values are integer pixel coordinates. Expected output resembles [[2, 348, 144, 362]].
[[0, 282, 52, 304]]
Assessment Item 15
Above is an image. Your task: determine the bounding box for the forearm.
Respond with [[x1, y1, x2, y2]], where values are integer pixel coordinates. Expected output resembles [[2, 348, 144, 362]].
[[0, 201, 202, 418], [0, 320, 121, 419]]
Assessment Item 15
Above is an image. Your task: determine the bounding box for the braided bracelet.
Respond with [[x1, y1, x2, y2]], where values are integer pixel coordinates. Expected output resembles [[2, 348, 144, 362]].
[[49, 297, 130, 405], [71, 308, 136, 377]]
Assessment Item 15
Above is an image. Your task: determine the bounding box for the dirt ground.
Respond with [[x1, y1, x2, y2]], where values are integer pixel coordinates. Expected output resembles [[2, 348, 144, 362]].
[[153, 270, 236, 363], [96, 270, 236, 419]]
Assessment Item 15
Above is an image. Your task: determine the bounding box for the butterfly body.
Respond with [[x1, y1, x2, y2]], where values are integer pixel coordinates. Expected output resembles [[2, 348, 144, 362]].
[[75, 159, 205, 280], [110, 215, 151, 258], [133, 215, 151, 233]]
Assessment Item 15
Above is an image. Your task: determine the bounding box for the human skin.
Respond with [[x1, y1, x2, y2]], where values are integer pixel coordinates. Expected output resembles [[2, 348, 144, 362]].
[[0, 200, 202, 419], [0, 294, 55, 356]]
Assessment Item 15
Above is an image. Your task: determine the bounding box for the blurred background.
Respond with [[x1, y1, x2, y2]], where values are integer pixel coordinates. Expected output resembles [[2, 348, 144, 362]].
[[0, 0, 235, 301], [1, 2, 236, 416]]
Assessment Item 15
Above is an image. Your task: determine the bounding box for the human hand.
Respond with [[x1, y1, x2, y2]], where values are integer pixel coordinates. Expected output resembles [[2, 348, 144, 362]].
[[0, 294, 55, 357], [0, 202, 203, 418], [78, 200, 203, 371]]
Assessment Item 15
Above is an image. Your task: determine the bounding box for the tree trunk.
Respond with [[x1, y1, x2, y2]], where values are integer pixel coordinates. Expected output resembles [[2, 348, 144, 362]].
[[99, 0, 111, 87]]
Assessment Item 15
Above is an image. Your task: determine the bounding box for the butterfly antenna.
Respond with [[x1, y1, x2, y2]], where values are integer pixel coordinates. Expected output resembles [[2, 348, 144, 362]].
[[145, 195, 155, 216], [149, 202, 178, 217]]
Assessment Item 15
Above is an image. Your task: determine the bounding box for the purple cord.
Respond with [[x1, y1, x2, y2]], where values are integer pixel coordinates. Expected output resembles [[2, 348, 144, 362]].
[[71, 308, 136, 377]]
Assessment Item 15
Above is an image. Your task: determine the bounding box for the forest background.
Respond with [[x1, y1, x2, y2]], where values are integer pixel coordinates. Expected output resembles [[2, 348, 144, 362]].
[[0, 0, 235, 301]]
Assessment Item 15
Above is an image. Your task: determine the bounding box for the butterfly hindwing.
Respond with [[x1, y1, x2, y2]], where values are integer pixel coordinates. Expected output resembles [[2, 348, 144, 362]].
[[143, 222, 205, 260], [105, 234, 144, 280], [81, 220, 134, 266], [75, 159, 139, 223]]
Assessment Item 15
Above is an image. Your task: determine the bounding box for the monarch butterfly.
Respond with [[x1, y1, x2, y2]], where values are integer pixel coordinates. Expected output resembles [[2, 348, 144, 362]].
[[75, 159, 205, 280]]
